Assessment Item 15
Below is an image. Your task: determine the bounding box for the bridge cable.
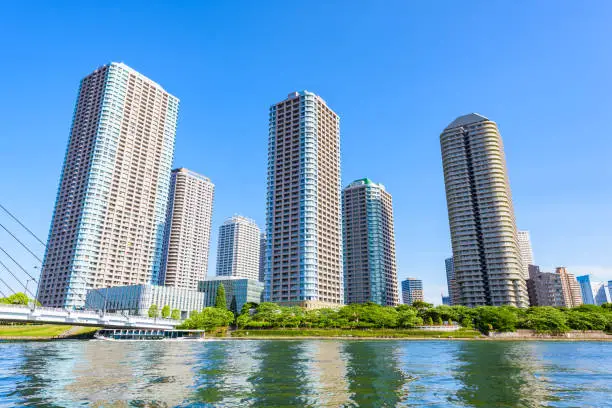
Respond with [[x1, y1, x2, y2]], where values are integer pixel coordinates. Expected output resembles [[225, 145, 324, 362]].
[[0, 245, 39, 283], [0, 260, 36, 298], [0, 276, 16, 295], [0, 222, 43, 263], [0, 204, 112, 311], [0, 203, 46, 247]]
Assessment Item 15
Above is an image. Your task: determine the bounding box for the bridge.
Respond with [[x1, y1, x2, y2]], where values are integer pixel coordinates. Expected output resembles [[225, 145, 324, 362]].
[[0, 304, 179, 330]]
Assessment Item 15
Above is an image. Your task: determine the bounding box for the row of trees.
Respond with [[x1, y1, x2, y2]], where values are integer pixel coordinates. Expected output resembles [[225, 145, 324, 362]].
[[234, 301, 612, 334]]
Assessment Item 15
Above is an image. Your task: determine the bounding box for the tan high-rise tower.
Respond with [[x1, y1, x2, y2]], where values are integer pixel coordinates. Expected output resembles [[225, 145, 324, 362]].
[[265, 91, 343, 308], [440, 113, 528, 307], [161, 168, 214, 290], [38, 62, 179, 308]]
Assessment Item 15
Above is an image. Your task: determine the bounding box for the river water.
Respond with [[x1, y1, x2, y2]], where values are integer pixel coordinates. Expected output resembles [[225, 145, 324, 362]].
[[0, 340, 610, 407]]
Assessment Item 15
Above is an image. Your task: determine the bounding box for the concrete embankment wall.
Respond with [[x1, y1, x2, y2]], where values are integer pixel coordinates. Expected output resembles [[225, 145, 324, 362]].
[[489, 329, 612, 340]]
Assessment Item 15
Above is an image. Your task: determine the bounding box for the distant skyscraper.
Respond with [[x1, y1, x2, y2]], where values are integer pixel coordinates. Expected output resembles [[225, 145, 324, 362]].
[[576, 275, 595, 305], [161, 168, 214, 290], [342, 178, 399, 306], [265, 91, 343, 308], [517, 230, 534, 279], [442, 295, 451, 306], [38, 62, 179, 308], [440, 113, 528, 307], [608, 281, 612, 304], [216, 216, 261, 280], [556, 267, 583, 307], [593, 281, 611, 305], [400, 278, 423, 305], [526, 265, 565, 307], [445, 257, 458, 306], [258, 232, 266, 283]]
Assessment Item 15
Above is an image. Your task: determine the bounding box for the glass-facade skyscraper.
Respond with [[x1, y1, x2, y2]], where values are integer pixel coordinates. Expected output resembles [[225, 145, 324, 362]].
[[576, 275, 595, 305], [265, 91, 343, 308], [440, 113, 528, 307], [342, 178, 399, 306], [38, 62, 179, 308]]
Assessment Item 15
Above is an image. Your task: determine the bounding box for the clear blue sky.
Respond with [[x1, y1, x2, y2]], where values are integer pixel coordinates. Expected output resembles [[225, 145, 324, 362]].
[[1, 1, 611, 303]]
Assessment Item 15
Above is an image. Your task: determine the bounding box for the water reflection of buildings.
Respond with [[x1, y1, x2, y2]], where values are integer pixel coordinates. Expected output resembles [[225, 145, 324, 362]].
[[454, 342, 549, 407], [65, 342, 196, 405], [191, 340, 260, 406], [343, 341, 407, 406], [301, 341, 351, 407]]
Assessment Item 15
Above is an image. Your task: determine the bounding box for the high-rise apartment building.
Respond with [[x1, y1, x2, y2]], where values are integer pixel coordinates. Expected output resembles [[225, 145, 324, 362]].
[[160, 168, 214, 290], [556, 267, 583, 307], [216, 216, 261, 280], [38, 62, 179, 308], [258, 232, 266, 282], [526, 265, 565, 307], [517, 230, 534, 279], [401, 278, 423, 305], [342, 178, 399, 306], [265, 91, 343, 308], [576, 275, 595, 305], [440, 113, 528, 307], [445, 257, 458, 306]]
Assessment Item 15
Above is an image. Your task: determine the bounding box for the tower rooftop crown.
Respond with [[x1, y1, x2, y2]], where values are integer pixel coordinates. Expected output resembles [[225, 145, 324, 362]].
[[445, 113, 489, 130]]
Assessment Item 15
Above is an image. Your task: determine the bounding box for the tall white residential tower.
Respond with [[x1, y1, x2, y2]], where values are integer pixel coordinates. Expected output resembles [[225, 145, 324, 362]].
[[38, 62, 179, 308], [517, 230, 534, 279], [216, 216, 261, 280]]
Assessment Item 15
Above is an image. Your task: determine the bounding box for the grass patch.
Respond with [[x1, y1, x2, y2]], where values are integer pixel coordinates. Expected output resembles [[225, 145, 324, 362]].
[[0, 324, 72, 338], [231, 328, 481, 339], [0, 325, 99, 338]]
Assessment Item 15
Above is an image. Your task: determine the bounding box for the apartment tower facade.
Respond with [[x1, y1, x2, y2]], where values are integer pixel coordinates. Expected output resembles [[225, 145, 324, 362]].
[[38, 62, 179, 308], [517, 230, 534, 279], [216, 216, 261, 280], [556, 267, 583, 307], [440, 113, 528, 307], [265, 91, 343, 308], [160, 168, 214, 290], [342, 178, 398, 306], [445, 257, 458, 306]]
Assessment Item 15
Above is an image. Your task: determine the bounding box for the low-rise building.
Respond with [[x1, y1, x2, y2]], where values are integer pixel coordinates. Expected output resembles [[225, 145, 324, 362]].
[[198, 277, 264, 314], [85, 284, 205, 319]]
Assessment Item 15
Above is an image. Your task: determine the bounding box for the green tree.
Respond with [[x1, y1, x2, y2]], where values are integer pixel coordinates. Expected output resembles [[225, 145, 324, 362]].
[[171, 309, 181, 320], [425, 316, 434, 326], [397, 307, 422, 328], [412, 300, 433, 310], [215, 283, 227, 309], [520, 307, 569, 334], [474, 306, 518, 333], [148, 304, 159, 318], [178, 307, 234, 330], [436, 316, 444, 326], [0, 292, 31, 305], [161, 305, 171, 319]]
